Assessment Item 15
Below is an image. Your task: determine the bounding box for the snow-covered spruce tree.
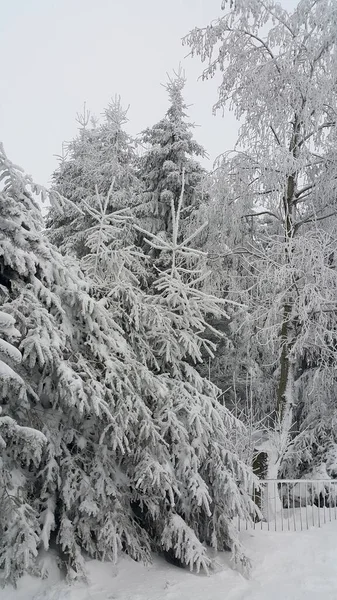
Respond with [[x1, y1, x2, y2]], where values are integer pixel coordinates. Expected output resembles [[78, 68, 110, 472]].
[[47, 97, 139, 258], [48, 166, 258, 573], [135, 181, 257, 570], [0, 143, 157, 583], [137, 68, 207, 239], [185, 0, 337, 484]]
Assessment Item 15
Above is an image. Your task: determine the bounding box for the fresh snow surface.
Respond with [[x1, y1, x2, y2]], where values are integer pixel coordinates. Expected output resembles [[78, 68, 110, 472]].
[[3, 520, 337, 600]]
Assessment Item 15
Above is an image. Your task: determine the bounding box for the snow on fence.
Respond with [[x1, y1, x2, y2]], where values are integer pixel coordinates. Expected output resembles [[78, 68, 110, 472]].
[[238, 479, 337, 532]]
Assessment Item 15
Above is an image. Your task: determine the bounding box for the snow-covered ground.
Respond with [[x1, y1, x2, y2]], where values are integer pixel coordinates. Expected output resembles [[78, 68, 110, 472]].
[[3, 520, 337, 600]]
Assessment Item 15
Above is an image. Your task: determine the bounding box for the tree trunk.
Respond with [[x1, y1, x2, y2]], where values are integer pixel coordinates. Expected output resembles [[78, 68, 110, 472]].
[[270, 116, 300, 474]]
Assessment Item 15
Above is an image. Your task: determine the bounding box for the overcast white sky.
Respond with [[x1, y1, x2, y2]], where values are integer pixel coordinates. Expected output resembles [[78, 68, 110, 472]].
[[1, 0, 296, 187]]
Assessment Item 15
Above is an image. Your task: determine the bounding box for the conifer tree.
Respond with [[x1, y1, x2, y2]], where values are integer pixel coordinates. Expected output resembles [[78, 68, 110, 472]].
[[1, 142, 257, 582], [0, 143, 146, 583], [137, 69, 207, 238], [48, 97, 139, 258], [48, 139, 258, 574]]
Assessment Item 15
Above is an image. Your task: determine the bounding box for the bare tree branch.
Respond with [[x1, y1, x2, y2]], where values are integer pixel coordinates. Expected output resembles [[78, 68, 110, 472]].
[[242, 210, 281, 220]]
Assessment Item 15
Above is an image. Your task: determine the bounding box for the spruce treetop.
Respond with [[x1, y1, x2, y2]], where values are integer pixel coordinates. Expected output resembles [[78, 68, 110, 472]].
[[48, 96, 139, 258], [137, 68, 207, 237]]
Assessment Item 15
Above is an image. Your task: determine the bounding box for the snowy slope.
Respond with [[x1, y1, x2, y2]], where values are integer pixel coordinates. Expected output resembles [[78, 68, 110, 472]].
[[3, 521, 337, 600]]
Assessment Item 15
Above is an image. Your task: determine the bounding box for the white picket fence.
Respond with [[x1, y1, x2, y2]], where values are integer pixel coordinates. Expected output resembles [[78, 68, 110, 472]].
[[238, 479, 337, 532]]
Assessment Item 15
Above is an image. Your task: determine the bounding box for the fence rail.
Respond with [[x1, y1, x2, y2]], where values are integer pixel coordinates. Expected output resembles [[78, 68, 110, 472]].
[[238, 479, 337, 532]]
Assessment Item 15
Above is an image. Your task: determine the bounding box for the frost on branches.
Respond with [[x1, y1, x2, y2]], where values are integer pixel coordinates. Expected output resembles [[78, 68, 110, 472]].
[[0, 143, 256, 583], [185, 0, 337, 481]]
